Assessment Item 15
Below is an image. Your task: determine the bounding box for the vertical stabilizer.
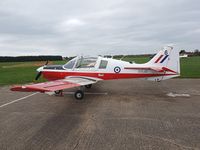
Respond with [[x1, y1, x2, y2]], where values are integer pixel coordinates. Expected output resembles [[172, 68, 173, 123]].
[[146, 46, 180, 81]]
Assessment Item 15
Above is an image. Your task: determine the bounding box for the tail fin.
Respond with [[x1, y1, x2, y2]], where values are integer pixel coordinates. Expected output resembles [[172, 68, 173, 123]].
[[147, 46, 180, 81]]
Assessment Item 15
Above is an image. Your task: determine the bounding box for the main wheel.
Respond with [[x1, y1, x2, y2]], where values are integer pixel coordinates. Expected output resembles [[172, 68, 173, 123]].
[[74, 90, 84, 100], [85, 84, 92, 89]]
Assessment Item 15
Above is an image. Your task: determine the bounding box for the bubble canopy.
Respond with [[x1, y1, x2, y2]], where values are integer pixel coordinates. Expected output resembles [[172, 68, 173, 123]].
[[63, 56, 98, 69]]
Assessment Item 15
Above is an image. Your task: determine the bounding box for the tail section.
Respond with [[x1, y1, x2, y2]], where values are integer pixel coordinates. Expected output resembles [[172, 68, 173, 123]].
[[146, 46, 180, 81]]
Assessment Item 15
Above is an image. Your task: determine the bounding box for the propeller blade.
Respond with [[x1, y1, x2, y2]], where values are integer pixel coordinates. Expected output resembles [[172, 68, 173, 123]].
[[45, 60, 49, 65], [35, 72, 42, 80], [35, 61, 48, 81]]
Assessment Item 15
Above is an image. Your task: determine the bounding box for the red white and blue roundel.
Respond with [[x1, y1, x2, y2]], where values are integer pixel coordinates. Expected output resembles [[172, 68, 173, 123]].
[[114, 66, 121, 73], [154, 50, 169, 63]]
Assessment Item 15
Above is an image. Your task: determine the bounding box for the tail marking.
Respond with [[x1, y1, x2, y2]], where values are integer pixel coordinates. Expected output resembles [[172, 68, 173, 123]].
[[154, 55, 163, 63], [160, 55, 169, 63]]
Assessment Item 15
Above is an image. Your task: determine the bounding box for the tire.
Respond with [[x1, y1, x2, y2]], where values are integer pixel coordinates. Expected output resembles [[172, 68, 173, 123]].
[[85, 84, 92, 89], [74, 90, 84, 100]]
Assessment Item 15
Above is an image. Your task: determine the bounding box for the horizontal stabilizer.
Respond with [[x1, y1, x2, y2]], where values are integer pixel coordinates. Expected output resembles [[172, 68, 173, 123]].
[[124, 66, 178, 74]]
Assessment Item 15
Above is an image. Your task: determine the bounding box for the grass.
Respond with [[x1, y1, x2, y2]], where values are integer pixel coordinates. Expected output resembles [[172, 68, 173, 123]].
[[0, 57, 199, 85], [0, 60, 66, 86], [121, 56, 151, 64], [180, 57, 200, 78]]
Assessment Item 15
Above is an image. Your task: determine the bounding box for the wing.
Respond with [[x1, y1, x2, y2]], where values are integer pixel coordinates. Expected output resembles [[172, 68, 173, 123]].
[[10, 76, 101, 93]]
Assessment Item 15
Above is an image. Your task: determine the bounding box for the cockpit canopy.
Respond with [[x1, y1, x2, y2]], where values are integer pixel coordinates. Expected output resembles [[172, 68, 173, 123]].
[[63, 56, 98, 69]]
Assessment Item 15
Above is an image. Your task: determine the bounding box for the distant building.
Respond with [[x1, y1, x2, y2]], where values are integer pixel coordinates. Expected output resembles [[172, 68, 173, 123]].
[[180, 54, 188, 58]]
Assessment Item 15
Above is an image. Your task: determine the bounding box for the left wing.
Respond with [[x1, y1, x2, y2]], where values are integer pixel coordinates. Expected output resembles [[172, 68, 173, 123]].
[[10, 76, 101, 93]]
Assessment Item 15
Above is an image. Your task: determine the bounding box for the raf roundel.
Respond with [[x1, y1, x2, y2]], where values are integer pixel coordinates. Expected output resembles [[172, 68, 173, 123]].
[[114, 66, 121, 73]]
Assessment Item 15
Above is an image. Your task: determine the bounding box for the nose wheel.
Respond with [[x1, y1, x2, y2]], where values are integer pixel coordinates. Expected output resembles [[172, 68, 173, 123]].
[[74, 90, 84, 100]]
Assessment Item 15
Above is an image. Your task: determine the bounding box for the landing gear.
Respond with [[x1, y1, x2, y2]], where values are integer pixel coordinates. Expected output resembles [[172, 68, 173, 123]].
[[85, 84, 92, 89], [54, 90, 63, 96], [54, 85, 92, 100], [74, 84, 91, 100], [74, 90, 84, 100]]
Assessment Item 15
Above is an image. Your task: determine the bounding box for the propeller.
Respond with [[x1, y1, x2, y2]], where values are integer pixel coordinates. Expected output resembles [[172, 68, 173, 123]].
[[45, 60, 49, 65], [35, 60, 49, 81], [35, 72, 42, 80]]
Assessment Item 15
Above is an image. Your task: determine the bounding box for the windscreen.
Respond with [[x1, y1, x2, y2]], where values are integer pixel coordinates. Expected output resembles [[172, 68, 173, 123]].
[[75, 57, 97, 68], [63, 58, 76, 69]]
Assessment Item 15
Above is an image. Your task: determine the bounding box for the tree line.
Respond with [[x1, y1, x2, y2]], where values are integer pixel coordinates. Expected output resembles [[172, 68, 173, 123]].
[[1, 49, 199, 62], [0, 55, 63, 62], [179, 49, 200, 56]]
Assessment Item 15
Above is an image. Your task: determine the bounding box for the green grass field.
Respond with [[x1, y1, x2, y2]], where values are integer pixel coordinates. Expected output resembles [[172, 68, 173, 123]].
[[0, 57, 199, 85], [0, 61, 66, 85], [180, 57, 200, 78]]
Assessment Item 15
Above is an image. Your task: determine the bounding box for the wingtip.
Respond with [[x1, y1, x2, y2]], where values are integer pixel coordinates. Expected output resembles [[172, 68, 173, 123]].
[[10, 86, 23, 91]]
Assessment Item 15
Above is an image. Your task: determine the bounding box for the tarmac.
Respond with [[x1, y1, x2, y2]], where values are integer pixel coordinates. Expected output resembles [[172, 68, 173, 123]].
[[0, 79, 200, 150]]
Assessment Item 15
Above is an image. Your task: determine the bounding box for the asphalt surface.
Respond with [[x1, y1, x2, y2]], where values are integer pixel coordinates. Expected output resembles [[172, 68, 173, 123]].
[[0, 79, 200, 150]]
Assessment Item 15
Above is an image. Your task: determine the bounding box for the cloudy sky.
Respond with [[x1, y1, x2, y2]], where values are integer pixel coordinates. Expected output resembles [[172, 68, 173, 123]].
[[0, 0, 199, 56]]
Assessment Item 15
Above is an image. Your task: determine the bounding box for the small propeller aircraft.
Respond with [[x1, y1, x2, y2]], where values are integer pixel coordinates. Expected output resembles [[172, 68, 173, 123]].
[[11, 46, 180, 100]]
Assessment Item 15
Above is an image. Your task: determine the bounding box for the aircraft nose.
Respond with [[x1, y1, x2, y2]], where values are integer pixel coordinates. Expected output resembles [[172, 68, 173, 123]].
[[37, 66, 43, 72]]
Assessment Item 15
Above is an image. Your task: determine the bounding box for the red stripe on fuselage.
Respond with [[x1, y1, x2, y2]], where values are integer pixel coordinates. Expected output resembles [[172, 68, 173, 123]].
[[162, 67, 177, 74], [155, 55, 163, 63], [42, 71, 176, 81]]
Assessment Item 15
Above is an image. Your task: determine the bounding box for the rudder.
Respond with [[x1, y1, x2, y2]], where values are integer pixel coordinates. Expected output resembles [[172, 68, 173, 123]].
[[146, 46, 180, 81]]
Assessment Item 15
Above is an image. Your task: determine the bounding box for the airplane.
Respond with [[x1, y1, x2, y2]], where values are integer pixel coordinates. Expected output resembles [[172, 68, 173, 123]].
[[11, 46, 180, 100]]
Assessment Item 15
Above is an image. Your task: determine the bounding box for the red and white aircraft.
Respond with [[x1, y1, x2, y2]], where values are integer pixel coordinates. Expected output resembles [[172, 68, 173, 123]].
[[11, 46, 180, 100]]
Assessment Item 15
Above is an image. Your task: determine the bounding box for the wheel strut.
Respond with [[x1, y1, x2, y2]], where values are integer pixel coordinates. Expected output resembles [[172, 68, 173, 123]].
[[85, 84, 92, 89], [54, 90, 63, 96]]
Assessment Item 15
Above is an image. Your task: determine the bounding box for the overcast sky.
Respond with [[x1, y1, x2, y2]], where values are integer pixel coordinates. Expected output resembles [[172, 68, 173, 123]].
[[0, 0, 199, 56]]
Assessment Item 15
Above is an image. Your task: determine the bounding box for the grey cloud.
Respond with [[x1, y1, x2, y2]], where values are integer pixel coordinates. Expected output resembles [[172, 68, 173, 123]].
[[0, 0, 200, 56]]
